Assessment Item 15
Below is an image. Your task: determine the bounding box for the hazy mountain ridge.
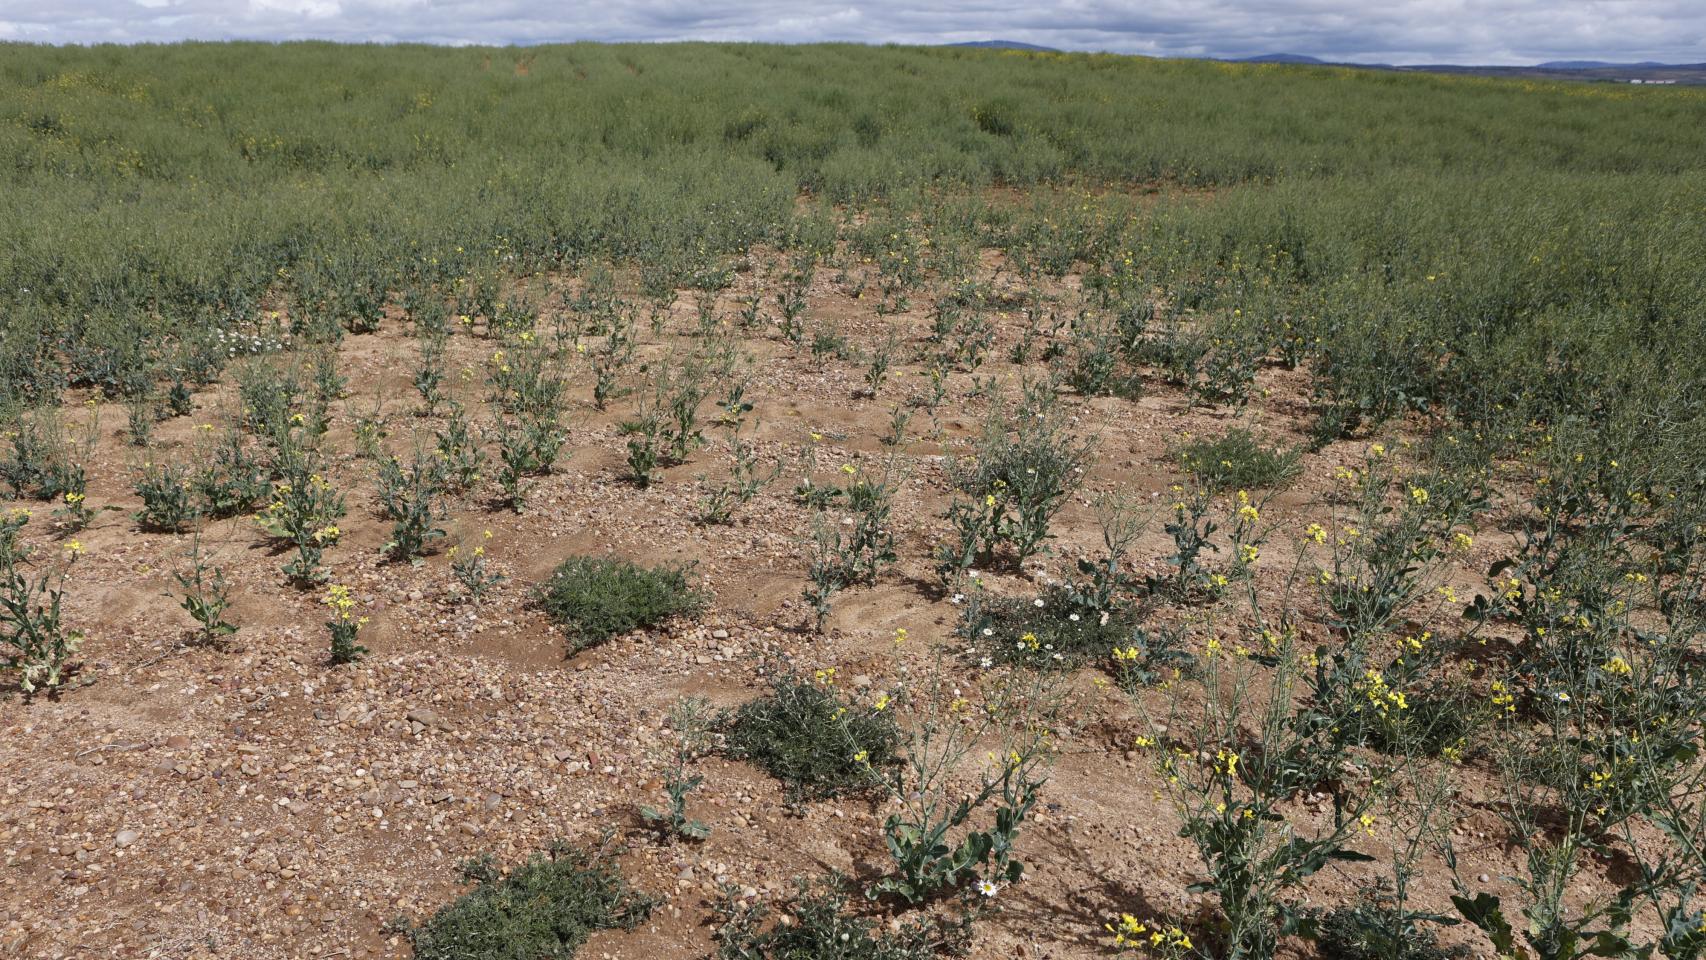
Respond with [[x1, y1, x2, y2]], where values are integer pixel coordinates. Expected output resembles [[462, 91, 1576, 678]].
[[945, 44, 1702, 82], [947, 39, 1059, 52], [1231, 53, 1706, 84]]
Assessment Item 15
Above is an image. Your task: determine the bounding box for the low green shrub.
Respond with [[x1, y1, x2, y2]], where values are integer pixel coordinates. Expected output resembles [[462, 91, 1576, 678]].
[[957, 585, 1146, 670], [1319, 884, 1464, 960], [725, 675, 901, 801], [1173, 428, 1301, 493], [713, 877, 966, 960], [0, 418, 83, 502], [191, 429, 271, 519], [409, 842, 656, 960], [535, 556, 703, 654], [133, 462, 202, 533]]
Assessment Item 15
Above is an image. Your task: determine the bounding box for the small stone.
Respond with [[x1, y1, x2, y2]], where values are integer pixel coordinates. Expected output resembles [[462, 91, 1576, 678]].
[[405, 708, 449, 732], [712, 629, 730, 640], [114, 830, 141, 849]]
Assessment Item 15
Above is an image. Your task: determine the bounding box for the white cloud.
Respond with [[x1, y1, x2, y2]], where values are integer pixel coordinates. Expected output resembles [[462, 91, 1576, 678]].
[[0, 0, 1699, 64], [248, 0, 343, 18]]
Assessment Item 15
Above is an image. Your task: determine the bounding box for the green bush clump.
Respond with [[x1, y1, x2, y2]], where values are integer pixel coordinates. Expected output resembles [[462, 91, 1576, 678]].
[[0, 418, 84, 502], [1318, 885, 1464, 960], [535, 556, 704, 654], [725, 675, 901, 800], [132, 462, 202, 533], [409, 843, 656, 960], [713, 878, 965, 960], [1173, 428, 1301, 493], [958, 584, 1147, 670]]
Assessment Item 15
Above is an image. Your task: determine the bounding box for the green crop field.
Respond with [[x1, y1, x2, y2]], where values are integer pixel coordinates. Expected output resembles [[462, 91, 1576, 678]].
[[4, 42, 1705, 468], [4, 41, 1706, 960]]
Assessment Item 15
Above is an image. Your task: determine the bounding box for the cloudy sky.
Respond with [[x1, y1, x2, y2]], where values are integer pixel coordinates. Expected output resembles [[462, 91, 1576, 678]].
[[1, 1, 1702, 65]]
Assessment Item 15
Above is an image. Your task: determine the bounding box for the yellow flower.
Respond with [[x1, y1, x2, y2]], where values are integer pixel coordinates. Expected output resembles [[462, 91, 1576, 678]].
[[1304, 522, 1327, 544], [873, 694, 891, 711], [1601, 656, 1632, 677], [853, 750, 869, 764], [1409, 485, 1430, 505], [1105, 914, 1148, 948], [323, 583, 360, 621], [65, 539, 85, 557], [1490, 680, 1516, 715], [1215, 748, 1239, 776]]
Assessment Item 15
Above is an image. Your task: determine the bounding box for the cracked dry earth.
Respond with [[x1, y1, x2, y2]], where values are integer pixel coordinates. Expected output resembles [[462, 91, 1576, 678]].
[[0, 263, 1617, 960]]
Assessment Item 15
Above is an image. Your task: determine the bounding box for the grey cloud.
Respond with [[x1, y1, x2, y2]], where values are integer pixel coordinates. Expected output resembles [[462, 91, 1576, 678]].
[[0, 0, 1701, 64]]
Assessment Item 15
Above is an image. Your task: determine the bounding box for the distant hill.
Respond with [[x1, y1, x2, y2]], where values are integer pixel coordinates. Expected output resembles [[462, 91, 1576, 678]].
[[1233, 53, 1327, 64], [947, 40, 1059, 52], [1222, 52, 1706, 85], [1402, 61, 1706, 84], [1537, 60, 1669, 69]]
